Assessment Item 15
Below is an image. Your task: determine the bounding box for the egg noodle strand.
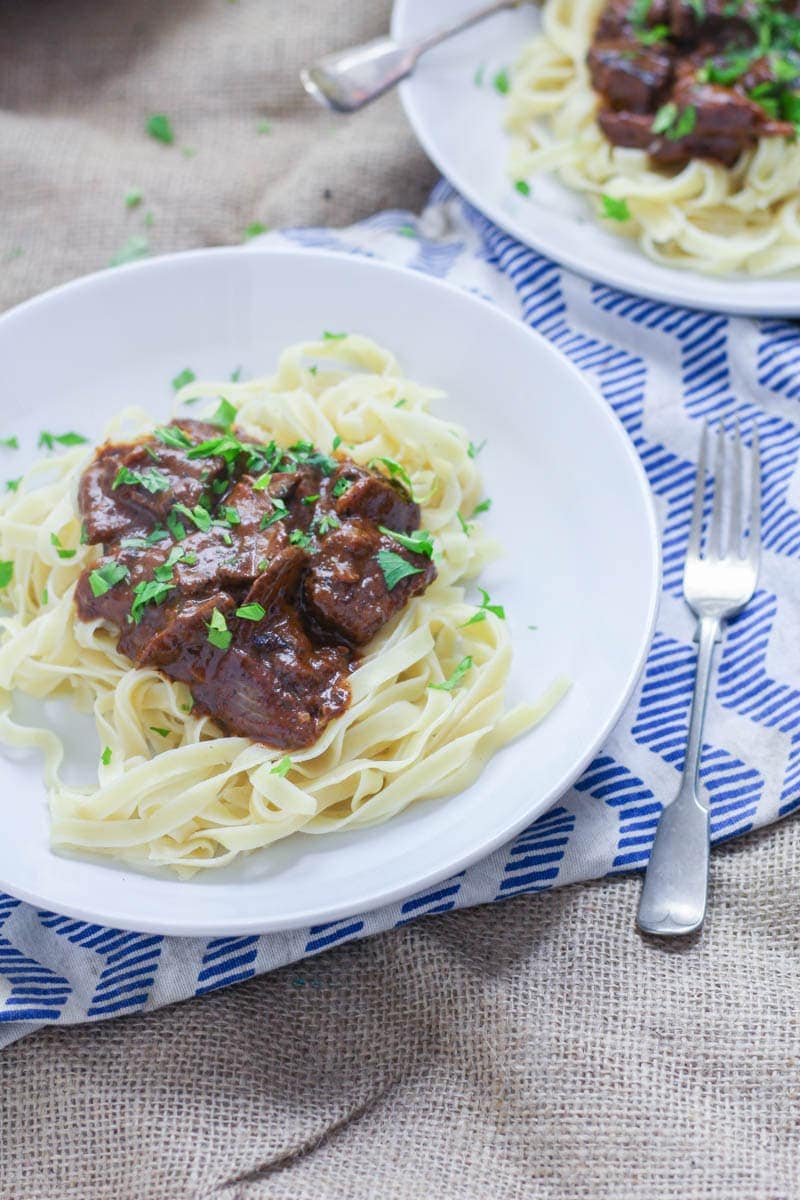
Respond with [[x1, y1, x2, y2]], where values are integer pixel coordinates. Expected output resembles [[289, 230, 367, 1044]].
[[0, 336, 567, 876], [506, 0, 800, 276]]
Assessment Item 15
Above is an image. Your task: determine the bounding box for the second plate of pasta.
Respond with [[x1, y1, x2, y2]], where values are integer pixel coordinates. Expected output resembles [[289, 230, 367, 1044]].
[[393, 0, 800, 315]]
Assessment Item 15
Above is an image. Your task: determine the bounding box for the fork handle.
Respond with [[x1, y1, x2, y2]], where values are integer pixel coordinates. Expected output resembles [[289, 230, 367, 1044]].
[[637, 614, 720, 936]]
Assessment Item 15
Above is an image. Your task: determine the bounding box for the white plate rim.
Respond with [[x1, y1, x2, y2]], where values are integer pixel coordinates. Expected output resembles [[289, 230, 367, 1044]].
[[0, 245, 661, 934], [392, 0, 800, 318]]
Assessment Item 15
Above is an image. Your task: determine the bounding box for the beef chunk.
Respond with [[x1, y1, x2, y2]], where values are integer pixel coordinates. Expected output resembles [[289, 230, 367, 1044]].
[[303, 522, 436, 646], [588, 41, 674, 113], [332, 466, 420, 534]]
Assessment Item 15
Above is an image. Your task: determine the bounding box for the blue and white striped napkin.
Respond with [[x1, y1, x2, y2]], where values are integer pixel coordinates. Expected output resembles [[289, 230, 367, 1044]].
[[2, 179, 798, 1048]]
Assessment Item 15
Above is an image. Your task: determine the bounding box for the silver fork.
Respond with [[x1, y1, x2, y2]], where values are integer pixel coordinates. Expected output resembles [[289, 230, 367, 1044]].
[[637, 421, 761, 937], [300, 0, 521, 114]]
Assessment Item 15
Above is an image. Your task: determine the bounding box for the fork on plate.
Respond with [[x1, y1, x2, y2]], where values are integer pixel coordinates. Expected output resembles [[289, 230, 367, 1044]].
[[637, 421, 761, 937]]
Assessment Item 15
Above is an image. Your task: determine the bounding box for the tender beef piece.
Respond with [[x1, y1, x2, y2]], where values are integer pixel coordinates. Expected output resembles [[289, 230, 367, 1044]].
[[78, 444, 147, 546], [657, 76, 794, 166], [303, 521, 436, 647], [588, 41, 674, 113], [191, 635, 351, 749], [331, 466, 420, 534], [237, 547, 306, 615], [78, 420, 231, 547], [113, 442, 227, 525], [138, 592, 236, 673], [596, 107, 658, 152], [267, 466, 321, 526]]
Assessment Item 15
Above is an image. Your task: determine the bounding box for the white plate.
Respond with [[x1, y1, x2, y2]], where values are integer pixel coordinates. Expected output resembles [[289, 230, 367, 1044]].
[[0, 247, 659, 935], [392, 0, 800, 316]]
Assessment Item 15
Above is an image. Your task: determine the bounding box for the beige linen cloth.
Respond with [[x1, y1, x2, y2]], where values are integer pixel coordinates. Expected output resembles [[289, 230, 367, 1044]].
[[0, 3, 798, 1198]]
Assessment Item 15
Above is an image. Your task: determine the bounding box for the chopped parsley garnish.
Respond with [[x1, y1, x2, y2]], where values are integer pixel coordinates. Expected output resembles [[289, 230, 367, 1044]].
[[467, 439, 486, 459], [206, 607, 232, 650], [236, 602, 266, 621], [601, 195, 631, 222], [0, 436, 18, 449], [113, 465, 170, 494], [397, 223, 418, 238], [376, 549, 424, 591], [270, 755, 293, 777], [332, 478, 351, 499], [257, 558, 270, 571], [652, 103, 696, 140], [172, 502, 212, 532], [472, 498, 492, 516], [394, 398, 407, 408], [253, 472, 272, 491], [474, 63, 486, 87], [154, 425, 193, 450], [124, 189, 143, 209], [322, 330, 347, 340], [457, 512, 472, 536], [289, 529, 313, 549], [41, 588, 48, 605], [369, 456, 414, 497], [312, 512, 341, 536], [38, 431, 89, 450], [378, 526, 434, 558], [222, 506, 240, 525], [153, 545, 189, 583], [257, 119, 272, 134], [109, 235, 149, 267], [172, 367, 196, 391], [493, 68, 510, 95], [146, 113, 174, 145], [186, 434, 243, 466], [636, 23, 669, 44], [101, 746, 112, 766], [166, 509, 187, 541], [5, 478, 21, 493], [230, 366, 242, 382], [129, 577, 175, 624], [149, 726, 170, 738], [182, 695, 195, 713], [260, 497, 289, 529], [50, 532, 77, 560], [651, 101, 678, 135], [89, 561, 130, 597], [302, 493, 321, 505], [244, 221, 267, 239], [514, 179, 531, 197], [332, 435, 343, 452], [210, 397, 237, 431], [461, 588, 506, 627], [428, 655, 473, 693], [0, 561, 13, 588]]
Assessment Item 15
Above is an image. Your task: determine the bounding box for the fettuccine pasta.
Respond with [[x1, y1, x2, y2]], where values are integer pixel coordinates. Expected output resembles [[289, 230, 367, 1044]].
[[0, 335, 566, 875]]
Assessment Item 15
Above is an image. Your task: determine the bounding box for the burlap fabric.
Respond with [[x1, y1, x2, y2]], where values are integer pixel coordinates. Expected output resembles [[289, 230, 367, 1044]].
[[0, 3, 798, 1198]]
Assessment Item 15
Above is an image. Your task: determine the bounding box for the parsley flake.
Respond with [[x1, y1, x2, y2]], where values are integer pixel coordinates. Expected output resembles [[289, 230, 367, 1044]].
[[154, 425, 192, 450], [0, 561, 13, 588], [146, 113, 174, 145], [210, 397, 237, 431], [206, 607, 232, 650], [149, 726, 170, 738], [113, 465, 171, 494], [260, 497, 289, 529], [125, 189, 143, 209], [0, 436, 18, 449], [369, 456, 414, 497], [322, 330, 347, 340], [514, 179, 531, 197], [38, 431, 89, 450], [461, 588, 506, 627], [472, 498, 492, 516], [50, 532, 77, 560], [109, 235, 149, 268], [601, 195, 631, 222], [5, 478, 21, 493], [171, 502, 212, 533], [172, 367, 196, 392], [101, 746, 112, 766], [378, 526, 434, 558], [236, 602, 266, 621], [244, 221, 267, 240], [493, 68, 511, 95], [129, 578, 175, 624], [270, 755, 293, 777], [376, 549, 424, 591], [429, 655, 473, 692], [89, 561, 130, 597]]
